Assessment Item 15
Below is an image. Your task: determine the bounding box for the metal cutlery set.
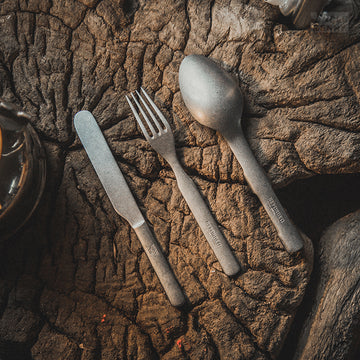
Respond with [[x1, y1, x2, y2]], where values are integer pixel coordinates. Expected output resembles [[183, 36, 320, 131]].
[[74, 55, 304, 307]]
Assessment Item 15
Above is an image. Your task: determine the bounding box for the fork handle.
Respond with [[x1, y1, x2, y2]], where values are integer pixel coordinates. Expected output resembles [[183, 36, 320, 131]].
[[133, 221, 186, 307], [170, 161, 241, 276]]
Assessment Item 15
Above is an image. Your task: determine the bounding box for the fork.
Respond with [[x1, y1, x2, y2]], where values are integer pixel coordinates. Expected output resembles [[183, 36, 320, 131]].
[[126, 88, 241, 276]]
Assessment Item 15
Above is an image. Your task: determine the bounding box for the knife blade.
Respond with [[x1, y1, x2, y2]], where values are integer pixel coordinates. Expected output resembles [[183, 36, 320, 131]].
[[74, 111, 144, 227], [74, 110, 185, 307]]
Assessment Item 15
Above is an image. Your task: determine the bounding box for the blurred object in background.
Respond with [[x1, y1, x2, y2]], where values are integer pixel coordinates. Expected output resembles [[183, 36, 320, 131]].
[[265, 0, 329, 28], [312, 0, 360, 33], [0, 101, 46, 242], [265, 0, 305, 17], [265, 0, 359, 30]]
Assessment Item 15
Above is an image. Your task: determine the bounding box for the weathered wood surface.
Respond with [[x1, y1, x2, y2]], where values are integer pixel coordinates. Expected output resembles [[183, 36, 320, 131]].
[[294, 210, 360, 360], [0, 0, 359, 359]]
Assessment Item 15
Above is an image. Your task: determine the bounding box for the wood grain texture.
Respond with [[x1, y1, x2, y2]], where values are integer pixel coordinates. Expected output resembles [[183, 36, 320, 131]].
[[0, 0, 359, 359]]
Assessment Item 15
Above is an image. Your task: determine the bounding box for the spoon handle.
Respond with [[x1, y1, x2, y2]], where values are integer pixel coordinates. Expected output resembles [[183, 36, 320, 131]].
[[225, 133, 304, 253], [170, 160, 241, 276]]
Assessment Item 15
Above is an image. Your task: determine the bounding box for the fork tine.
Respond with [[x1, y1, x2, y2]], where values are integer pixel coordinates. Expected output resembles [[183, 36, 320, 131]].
[[126, 94, 153, 139], [130, 92, 158, 138], [140, 87, 171, 131], [136, 90, 163, 133]]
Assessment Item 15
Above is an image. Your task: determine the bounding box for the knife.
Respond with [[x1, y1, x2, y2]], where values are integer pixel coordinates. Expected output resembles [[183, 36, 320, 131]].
[[74, 110, 185, 307]]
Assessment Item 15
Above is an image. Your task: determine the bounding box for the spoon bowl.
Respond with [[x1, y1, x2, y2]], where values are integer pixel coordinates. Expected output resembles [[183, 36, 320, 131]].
[[179, 55, 243, 136], [179, 54, 304, 253]]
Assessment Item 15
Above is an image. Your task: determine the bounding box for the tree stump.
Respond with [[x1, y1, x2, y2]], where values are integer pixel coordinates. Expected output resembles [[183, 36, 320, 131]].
[[0, 1, 359, 359]]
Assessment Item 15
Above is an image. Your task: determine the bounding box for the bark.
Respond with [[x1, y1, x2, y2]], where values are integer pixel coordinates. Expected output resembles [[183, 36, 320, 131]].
[[0, 0, 359, 359]]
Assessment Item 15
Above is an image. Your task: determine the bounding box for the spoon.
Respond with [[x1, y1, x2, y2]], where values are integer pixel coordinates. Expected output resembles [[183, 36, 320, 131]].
[[179, 54, 303, 253]]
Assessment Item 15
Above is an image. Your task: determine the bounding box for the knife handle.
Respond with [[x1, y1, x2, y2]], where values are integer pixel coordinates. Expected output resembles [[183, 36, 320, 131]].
[[133, 221, 186, 307]]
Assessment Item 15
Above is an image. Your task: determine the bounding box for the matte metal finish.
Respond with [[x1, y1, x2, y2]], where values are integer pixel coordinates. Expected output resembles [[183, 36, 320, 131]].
[[74, 111, 143, 228], [126, 89, 241, 276], [74, 111, 185, 307], [179, 55, 304, 253]]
